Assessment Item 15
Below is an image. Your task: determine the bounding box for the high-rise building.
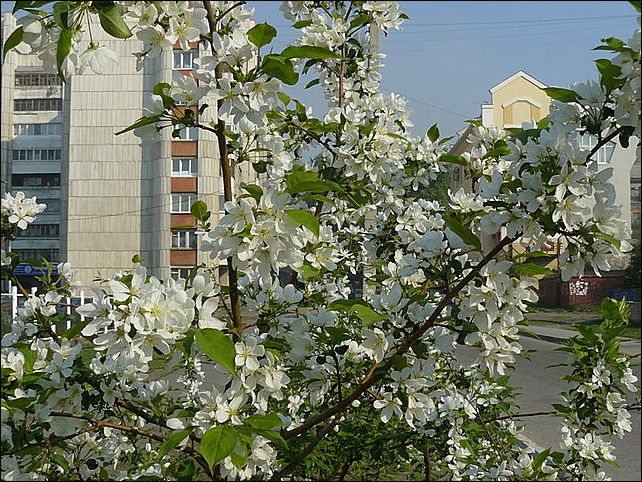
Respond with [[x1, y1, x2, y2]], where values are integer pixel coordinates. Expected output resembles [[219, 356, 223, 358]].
[[1, 12, 259, 289]]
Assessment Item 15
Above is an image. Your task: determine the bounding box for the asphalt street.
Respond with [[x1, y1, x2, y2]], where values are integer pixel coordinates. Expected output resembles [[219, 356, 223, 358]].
[[457, 336, 641, 481]]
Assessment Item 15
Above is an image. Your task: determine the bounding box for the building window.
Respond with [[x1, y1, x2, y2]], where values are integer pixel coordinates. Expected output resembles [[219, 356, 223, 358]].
[[15, 73, 61, 86], [578, 133, 615, 164], [17, 224, 60, 238], [171, 266, 193, 280], [173, 50, 199, 69], [40, 199, 60, 213], [13, 149, 62, 161], [13, 249, 60, 262], [14, 98, 62, 111], [171, 230, 197, 249], [172, 158, 198, 177], [14, 123, 61, 136], [12, 174, 61, 187], [173, 125, 198, 141], [171, 193, 197, 213]]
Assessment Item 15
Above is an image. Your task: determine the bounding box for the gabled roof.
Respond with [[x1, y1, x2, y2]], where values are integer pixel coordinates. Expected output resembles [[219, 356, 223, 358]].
[[489, 71, 547, 94]]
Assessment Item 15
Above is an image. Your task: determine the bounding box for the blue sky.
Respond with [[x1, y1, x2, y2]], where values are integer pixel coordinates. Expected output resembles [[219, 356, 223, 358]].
[[3, 1, 639, 137]]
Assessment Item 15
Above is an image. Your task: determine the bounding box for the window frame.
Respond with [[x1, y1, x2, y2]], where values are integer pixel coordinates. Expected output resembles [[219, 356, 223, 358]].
[[170, 266, 194, 280], [172, 157, 198, 177], [173, 125, 198, 141], [578, 133, 615, 165], [171, 193, 197, 213], [171, 230, 197, 249], [173, 50, 199, 70], [14, 123, 61, 136]]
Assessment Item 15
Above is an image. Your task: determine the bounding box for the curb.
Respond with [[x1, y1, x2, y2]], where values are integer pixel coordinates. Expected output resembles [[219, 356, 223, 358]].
[[519, 330, 567, 345]]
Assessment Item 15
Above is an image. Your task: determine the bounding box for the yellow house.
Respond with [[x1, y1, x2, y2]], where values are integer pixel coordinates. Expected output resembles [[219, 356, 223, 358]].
[[481, 70, 550, 129]]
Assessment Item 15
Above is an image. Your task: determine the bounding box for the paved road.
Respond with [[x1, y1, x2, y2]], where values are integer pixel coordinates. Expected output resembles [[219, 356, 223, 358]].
[[457, 337, 641, 481]]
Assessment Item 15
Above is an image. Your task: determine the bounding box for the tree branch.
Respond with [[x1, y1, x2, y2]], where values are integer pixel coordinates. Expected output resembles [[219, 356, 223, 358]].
[[585, 126, 624, 162], [283, 236, 517, 440], [48, 411, 213, 479], [202, 0, 243, 335]]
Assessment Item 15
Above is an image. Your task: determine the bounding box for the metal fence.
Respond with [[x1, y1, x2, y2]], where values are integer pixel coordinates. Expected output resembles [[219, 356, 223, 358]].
[[1, 287, 88, 334]]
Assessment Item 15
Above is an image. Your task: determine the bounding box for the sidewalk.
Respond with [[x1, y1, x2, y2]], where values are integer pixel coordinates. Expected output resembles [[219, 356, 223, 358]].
[[520, 324, 641, 356]]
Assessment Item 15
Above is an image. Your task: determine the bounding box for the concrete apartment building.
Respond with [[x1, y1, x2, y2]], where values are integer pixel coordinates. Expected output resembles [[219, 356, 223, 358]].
[[1, 13, 257, 289]]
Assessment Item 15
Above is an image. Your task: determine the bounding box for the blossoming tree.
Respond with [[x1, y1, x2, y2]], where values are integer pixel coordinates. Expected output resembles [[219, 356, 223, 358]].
[[1, 1, 641, 480]]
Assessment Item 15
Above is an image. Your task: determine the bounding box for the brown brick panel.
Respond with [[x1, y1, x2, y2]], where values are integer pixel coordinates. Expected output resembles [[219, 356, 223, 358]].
[[174, 106, 197, 116], [170, 250, 197, 266], [171, 177, 198, 192], [174, 41, 199, 49], [172, 141, 197, 157], [171, 214, 197, 228]]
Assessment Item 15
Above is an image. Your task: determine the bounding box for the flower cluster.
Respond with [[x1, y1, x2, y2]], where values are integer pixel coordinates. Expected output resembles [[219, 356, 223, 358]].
[[2, 1, 640, 480]]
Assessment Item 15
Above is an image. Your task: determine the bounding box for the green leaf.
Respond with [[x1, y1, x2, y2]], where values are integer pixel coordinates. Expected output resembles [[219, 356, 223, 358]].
[[244, 413, 284, 429], [56, 28, 72, 81], [301, 194, 334, 205], [158, 428, 193, 460], [438, 154, 468, 167], [239, 183, 263, 203], [593, 36, 628, 52], [14, 1, 53, 13], [515, 250, 550, 259], [285, 170, 342, 194], [190, 200, 209, 221], [532, 449, 550, 472], [483, 141, 511, 159], [199, 426, 238, 471], [3, 27, 23, 59], [543, 87, 580, 103], [247, 22, 277, 48], [239, 426, 287, 449], [300, 263, 321, 279], [261, 55, 298, 85], [327, 299, 384, 326], [98, 6, 133, 39], [595, 58, 623, 92], [280, 45, 343, 60], [60, 319, 90, 340], [349, 13, 371, 30], [511, 263, 555, 276], [629, 1, 641, 12], [51, 453, 69, 472], [17, 346, 37, 374], [195, 329, 236, 374], [427, 124, 439, 143], [443, 214, 481, 251], [352, 304, 385, 326], [292, 19, 313, 29], [285, 209, 319, 237], [305, 78, 320, 89], [552, 403, 570, 414], [115, 115, 161, 135], [600, 297, 622, 321], [53, 2, 70, 28], [327, 299, 369, 311], [595, 232, 621, 251], [277, 92, 291, 106]]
